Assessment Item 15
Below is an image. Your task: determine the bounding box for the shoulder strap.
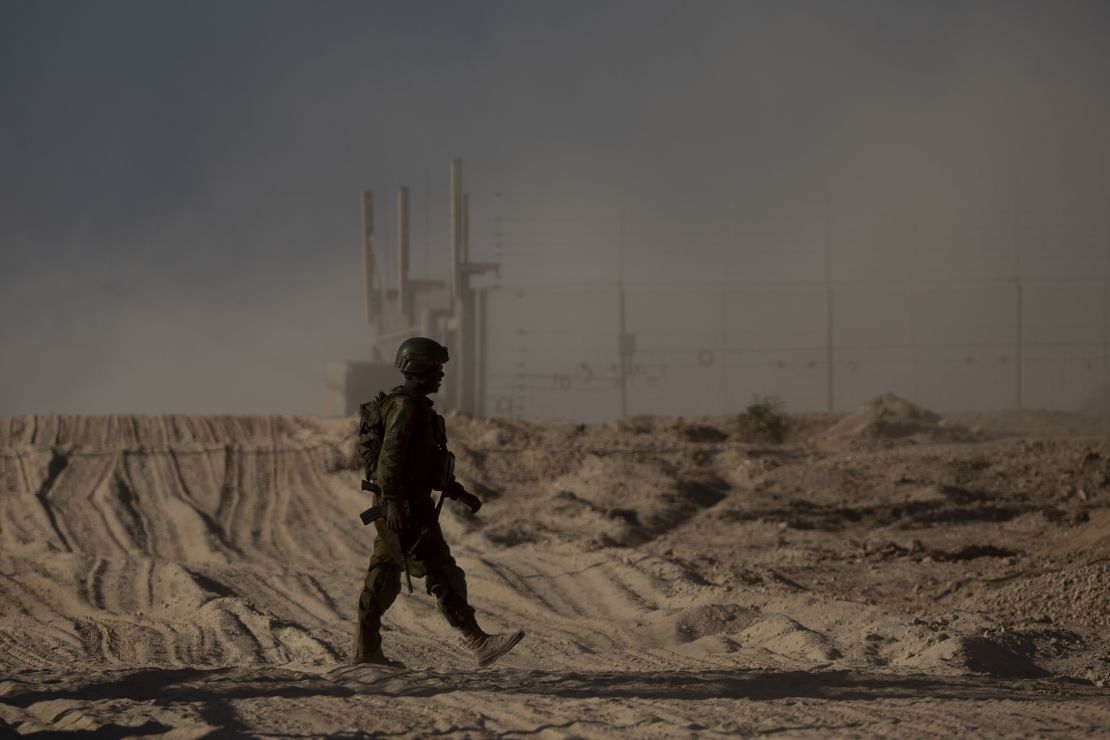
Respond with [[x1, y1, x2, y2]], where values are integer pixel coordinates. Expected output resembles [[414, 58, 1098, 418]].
[[359, 389, 388, 418], [387, 385, 429, 408]]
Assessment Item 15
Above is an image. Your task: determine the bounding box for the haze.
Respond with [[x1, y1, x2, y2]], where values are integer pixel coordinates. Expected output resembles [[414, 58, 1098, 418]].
[[3, 0, 1109, 418]]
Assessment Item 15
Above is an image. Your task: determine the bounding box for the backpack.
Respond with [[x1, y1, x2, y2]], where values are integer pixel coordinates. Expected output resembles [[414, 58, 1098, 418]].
[[357, 386, 425, 480], [357, 390, 390, 480]]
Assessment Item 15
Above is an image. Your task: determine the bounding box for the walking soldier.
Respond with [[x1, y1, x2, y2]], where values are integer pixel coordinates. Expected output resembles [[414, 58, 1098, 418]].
[[353, 337, 524, 667]]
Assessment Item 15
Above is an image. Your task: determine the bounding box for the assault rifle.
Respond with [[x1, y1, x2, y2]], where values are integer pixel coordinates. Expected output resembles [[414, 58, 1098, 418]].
[[358, 477, 480, 594], [359, 480, 415, 594]]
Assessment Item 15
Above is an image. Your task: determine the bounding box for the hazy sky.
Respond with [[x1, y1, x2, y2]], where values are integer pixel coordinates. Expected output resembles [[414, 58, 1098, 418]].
[[3, 1, 1109, 416]]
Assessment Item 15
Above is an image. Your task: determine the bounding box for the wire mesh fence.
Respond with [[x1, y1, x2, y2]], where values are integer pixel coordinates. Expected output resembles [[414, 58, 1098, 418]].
[[469, 192, 1109, 421]]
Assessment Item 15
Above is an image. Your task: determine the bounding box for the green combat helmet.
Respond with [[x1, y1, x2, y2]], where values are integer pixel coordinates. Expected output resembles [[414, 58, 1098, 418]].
[[395, 336, 449, 375]]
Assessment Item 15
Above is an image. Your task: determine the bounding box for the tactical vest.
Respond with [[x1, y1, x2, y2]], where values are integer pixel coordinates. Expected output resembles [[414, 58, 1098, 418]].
[[358, 386, 454, 490]]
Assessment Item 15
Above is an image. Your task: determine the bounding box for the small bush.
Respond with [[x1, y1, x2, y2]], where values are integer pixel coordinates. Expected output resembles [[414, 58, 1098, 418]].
[[738, 396, 788, 444]]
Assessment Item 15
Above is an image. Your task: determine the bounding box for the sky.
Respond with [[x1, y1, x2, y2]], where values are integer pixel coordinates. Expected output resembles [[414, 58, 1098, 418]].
[[3, 1, 1110, 417]]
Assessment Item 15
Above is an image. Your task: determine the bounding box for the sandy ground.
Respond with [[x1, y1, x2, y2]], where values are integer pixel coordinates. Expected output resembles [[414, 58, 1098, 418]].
[[2, 395, 1109, 737]]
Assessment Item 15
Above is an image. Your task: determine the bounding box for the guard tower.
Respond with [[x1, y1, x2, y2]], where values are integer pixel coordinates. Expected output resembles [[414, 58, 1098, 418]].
[[324, 159, 499, 416]]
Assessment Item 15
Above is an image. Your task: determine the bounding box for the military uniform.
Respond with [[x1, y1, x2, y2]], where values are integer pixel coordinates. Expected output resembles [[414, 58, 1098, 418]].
[[354, 336, 523, 667], [354, 386, 476, 660]]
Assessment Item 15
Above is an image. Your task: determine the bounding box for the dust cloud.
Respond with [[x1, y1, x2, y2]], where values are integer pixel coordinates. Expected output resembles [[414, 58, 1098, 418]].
[[3, 2, 1110, 416]]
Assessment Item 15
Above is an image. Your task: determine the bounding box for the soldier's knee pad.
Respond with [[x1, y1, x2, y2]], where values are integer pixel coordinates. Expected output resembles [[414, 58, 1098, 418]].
[[425, 565, 473, 627], [360, 563, 402, 614], [425, 564, 468, 601]]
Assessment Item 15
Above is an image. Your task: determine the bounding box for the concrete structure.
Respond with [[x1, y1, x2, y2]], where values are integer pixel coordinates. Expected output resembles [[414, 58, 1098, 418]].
[[324, 159, 498, 416]]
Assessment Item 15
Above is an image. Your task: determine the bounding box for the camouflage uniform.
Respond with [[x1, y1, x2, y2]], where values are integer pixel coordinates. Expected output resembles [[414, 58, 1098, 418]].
[[353, 386, 476, 660]]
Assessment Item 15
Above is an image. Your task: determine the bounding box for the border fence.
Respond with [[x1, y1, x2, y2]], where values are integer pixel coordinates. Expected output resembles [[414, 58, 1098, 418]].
[[468, 200, 1109, 421], [480, 278, 1109, 421], [358, 165, 1110, 422]]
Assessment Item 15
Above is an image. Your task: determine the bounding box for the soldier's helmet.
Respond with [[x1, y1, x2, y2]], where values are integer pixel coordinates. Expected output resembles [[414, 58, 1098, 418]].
[[395, 336, 450, 376]]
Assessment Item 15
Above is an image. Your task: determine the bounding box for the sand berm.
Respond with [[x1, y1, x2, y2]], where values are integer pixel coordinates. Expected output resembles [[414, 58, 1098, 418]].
[[2, 395, 1109, 736]]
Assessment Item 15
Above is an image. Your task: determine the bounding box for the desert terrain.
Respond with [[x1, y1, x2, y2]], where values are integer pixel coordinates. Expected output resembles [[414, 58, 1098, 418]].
[[2, 394, 1109, 737]]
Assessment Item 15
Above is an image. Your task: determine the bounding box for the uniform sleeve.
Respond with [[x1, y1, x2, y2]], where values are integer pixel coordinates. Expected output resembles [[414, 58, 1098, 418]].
[[378, 397, 418, 501]]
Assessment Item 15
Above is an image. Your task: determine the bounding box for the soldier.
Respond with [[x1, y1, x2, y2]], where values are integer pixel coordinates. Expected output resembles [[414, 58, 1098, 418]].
[[353, 336, 524, 668]]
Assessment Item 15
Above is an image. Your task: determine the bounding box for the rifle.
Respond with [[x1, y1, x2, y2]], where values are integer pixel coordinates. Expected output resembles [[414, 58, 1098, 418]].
[[358, 478, 474, 593], [359, 480, 414, 594]]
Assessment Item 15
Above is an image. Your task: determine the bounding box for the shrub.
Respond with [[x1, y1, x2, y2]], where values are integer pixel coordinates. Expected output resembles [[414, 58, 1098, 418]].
[[738, 395, 788, 444]]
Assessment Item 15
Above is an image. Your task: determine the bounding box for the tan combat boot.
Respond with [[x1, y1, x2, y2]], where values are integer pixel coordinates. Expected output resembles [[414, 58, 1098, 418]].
[[351, 647, 406, 669], [460, 628, 525, 668]]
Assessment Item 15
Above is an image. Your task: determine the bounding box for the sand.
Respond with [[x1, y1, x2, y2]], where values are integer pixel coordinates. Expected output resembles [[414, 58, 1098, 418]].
[[1, 398, 1109, 737]]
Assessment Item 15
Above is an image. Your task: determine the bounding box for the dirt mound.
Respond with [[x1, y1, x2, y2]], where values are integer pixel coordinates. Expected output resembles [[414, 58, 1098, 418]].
[[948, 409, 1110, 439], [479, 452, 729, 547], [640, 603, 761, 646], [3, 412, 1110, 735], [901, 635, 1048, 677], [965, 562, 1110, 632], [818, 393, 977, 448], [1047, 509, 1110, 558], [0, 414, 352, 450], [737, 615, 843, 663]]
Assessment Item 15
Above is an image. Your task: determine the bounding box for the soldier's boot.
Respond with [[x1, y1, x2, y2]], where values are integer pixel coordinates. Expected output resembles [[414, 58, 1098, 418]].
[[353, 560, 403, 666], [354, 648, 407, 669], [459, 620, 526, 668], [353, 608, 404, 666], [426, 565, 525, 667]]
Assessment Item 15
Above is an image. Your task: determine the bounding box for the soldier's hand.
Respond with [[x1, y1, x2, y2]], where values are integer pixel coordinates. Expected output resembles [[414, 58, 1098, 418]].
[[386, 500, 407, 533], [458, 490, 482, 514], [446, 480, 481, 513]]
